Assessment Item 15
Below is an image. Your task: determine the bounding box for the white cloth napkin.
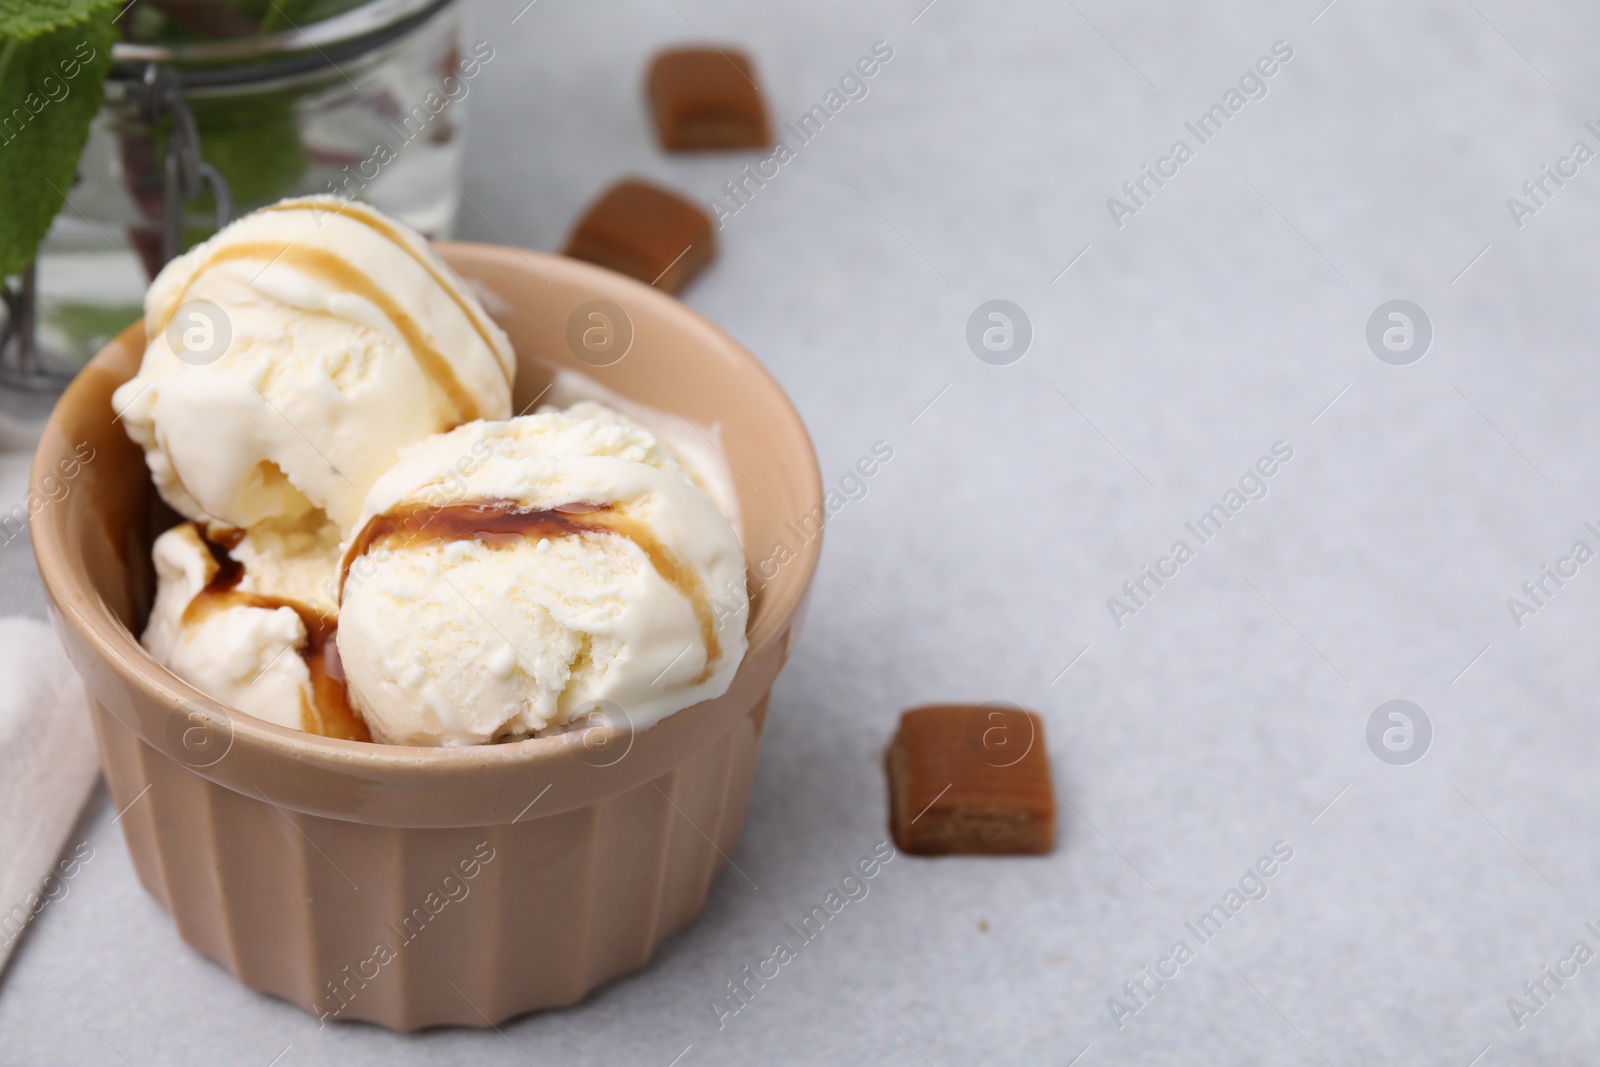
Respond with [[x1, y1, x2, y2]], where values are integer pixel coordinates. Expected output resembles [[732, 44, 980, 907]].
[[0, 615, 101, 974]]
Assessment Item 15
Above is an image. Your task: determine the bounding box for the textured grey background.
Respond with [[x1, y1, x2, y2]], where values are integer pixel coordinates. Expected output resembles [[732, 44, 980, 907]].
[[5, 0, 1600, 1063]]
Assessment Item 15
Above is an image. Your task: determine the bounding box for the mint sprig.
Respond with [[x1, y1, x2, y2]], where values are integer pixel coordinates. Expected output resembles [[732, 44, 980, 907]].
[[0, 0, 115, 279], [0, 0, 117, 41]]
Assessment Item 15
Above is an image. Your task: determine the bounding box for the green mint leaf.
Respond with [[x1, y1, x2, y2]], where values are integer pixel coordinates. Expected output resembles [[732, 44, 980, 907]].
[[0, 0, 121, 41], [0, 12, 113, 277]]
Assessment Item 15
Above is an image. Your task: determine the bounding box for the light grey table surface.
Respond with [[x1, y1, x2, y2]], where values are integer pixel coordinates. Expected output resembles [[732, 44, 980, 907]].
[[5, 0, 1600, 1063]]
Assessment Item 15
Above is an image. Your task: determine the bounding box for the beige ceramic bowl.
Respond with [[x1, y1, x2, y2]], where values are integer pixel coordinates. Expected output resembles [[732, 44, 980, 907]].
[[29, 244, 822, 1029]]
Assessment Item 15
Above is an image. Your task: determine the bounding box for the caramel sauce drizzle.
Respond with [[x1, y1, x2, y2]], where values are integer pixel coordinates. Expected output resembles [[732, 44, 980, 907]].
[[341, 500, 719, 684], [264, 199, 514, 390], [183, 524, 371, 743], [164, 242, 481, 425]]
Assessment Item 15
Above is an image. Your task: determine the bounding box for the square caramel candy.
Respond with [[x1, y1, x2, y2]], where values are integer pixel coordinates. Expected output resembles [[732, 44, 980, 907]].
[[647, 47, 772, 151], [887, 704, 1055, 856], [562, 179, 715, 294]]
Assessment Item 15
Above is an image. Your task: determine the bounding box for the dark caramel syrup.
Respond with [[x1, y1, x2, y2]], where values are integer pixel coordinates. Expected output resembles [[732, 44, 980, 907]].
[[341, 500, 719, 683], [183, 524, 371, 742]]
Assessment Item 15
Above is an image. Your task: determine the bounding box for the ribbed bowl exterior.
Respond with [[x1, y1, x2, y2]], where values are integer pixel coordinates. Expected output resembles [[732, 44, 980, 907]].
[[91, 695, 768, 1029]]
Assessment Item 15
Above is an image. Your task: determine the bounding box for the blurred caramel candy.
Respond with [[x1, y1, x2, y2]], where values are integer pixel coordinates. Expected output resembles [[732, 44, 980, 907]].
[[887, 704, 1055, 856], [562, 179, 715, 294], [647, 47, 772, 151]]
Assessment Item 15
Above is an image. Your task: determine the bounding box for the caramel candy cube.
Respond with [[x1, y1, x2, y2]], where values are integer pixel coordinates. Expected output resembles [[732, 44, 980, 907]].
[[562, 179, 715, 294], [647, 47, 773, 151], [887, 705, 1055, 856]]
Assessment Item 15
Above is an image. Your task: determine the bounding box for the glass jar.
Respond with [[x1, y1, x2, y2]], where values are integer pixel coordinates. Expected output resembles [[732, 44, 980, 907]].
[[7, 0, 470, 387]]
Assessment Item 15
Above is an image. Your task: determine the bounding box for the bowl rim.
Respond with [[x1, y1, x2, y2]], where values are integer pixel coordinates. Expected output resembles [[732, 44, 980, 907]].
[[30, 242, 823, 777]]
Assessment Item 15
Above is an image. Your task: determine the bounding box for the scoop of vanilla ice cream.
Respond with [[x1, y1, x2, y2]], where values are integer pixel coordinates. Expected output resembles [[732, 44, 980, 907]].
[[111, 196, 514, 537], [143, 522, 341, 732], [335, 412, 749, 746]]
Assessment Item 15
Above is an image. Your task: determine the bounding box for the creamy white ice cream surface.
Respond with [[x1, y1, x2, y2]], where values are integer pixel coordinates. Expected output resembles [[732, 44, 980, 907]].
[[142, 521, 365, 740], [126, 197, 751, 748], [540, 369, 743, 540], [334, 413, 749, 746], [112, 196, 514, 538]]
